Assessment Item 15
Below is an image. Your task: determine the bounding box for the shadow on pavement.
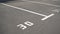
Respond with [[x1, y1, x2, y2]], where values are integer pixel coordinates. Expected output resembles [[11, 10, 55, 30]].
[[0, 0, 15, 3]]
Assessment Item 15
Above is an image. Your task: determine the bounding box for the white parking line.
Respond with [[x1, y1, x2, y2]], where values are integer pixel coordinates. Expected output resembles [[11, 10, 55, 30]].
[[41, 14, 55, 20], [23, 0, 60, 7], [52, 9, 59, 13], [1, 3, 47, 17], [1, 3, 55, 21]]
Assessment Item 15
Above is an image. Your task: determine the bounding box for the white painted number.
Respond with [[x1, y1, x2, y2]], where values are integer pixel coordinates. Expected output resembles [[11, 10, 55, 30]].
[[17, 24, 27, 30], [24, 21, 34, 26], [17, 21, 34, 30]]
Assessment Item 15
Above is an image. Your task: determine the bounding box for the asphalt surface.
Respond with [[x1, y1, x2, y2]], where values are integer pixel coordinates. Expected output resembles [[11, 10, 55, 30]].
[[0, 0, 60, 34]]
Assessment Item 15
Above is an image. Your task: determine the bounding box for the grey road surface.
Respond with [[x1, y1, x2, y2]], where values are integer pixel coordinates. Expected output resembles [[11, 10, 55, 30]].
[[0, 0, 60, 34]]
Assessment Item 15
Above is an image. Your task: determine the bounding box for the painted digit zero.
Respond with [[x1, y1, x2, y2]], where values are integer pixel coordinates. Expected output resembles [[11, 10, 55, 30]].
[[24, 21, 34, 26]]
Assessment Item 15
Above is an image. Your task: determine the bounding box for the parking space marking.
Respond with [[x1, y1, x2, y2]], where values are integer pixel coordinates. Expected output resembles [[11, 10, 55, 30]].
[[41, 14, 55, 20], [22, 0, 60, 7], [1, 3, 55, 21], [1, 3, 47, 17], [52, 9, 59, 13]]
